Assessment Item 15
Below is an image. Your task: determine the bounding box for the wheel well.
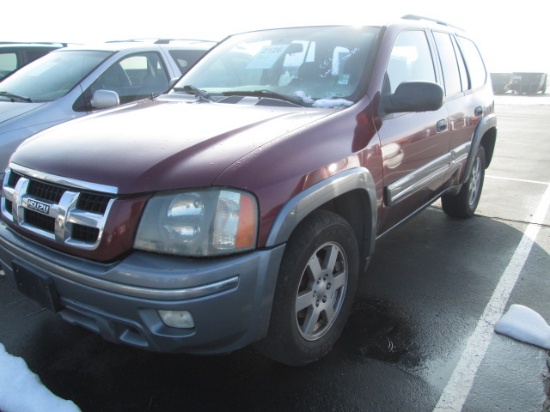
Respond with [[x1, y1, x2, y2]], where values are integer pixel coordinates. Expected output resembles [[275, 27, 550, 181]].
[[318, 189, 373, 271], [480, 127, 497, 168]]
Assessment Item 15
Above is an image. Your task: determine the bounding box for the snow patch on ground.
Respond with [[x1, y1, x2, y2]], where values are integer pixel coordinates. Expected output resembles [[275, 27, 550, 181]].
[[496, 305, 550, 410], [0, 343, 80, 412], [495, 304, 550, 349]]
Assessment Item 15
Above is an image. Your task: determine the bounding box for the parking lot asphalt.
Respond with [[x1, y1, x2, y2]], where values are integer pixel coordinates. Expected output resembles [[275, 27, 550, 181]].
[[0, 94, 549, 411]]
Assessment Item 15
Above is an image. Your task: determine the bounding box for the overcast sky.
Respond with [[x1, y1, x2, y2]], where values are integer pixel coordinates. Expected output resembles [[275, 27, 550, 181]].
[[3, 0, 548, 73]]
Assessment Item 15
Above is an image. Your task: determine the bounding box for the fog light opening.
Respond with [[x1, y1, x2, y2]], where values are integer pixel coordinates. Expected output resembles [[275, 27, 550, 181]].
[[158, 310, 195, 329]]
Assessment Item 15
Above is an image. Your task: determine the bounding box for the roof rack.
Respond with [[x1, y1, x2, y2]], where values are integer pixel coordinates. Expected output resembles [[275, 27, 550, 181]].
[[105, 38, 215, 45], [0, 41, 71, 46], [154, 38, 214, 44], [401, 15, 463, 30]]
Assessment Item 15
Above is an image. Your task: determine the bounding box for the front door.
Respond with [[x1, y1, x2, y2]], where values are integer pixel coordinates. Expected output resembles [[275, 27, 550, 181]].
[[377, 29, 450, 234]]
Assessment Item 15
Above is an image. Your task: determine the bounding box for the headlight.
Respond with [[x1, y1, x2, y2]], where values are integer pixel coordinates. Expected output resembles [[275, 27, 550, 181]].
[[134, 188, 258, 257]]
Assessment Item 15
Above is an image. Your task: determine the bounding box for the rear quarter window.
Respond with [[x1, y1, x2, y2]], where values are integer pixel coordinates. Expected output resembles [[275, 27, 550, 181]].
[[456, 36, 487, 90]]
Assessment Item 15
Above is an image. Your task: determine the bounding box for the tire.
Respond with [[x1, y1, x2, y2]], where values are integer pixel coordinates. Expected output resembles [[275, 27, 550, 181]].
[[257, 210, 359, 366], [442, 146, 486, 218]]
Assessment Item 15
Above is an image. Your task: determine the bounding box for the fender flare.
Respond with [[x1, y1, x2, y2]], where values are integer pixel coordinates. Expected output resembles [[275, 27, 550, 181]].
[[464, 113, 497, 181], [265, 167, 378, 257]]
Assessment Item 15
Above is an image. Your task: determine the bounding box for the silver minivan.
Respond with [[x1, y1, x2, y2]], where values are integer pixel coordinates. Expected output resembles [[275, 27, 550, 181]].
[[0, 40, 215, 179]]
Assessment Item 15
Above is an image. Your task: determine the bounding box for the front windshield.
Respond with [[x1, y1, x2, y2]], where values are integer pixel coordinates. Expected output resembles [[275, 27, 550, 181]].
[[0, 50, 111, 102], [175, 26, 381, 108]]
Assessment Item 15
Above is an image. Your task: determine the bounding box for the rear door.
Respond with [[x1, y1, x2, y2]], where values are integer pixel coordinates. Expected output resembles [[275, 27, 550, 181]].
[[432, 32, 488, 185]]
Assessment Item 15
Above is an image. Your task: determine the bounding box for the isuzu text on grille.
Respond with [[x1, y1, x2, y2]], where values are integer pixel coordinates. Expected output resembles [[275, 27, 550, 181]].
[[26, 199, 50, 215]]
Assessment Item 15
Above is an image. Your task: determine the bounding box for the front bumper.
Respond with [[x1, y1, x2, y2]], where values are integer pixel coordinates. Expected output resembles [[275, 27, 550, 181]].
[[0, 221, 285, 354]]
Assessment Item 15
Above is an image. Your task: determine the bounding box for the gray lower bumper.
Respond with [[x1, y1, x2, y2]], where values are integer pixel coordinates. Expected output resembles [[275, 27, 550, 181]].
[[0, 221, 285, 354]]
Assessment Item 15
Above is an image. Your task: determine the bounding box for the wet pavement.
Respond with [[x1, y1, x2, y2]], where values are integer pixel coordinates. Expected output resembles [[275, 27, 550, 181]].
[[0, 96, 549, 411]]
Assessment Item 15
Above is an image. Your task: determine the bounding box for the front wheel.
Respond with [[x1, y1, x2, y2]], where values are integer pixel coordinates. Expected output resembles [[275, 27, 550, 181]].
[[257, 210, 359, 366], [442, 146, 486, 218]]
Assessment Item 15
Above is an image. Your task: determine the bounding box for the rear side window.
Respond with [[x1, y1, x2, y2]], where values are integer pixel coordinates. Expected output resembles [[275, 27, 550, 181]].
[[456, 36, 487, 90], [0, 52, 17, 79], [169, 49, 208, 75], [386, 30, 436, 94], [24, 49, 55, 63], [433, 32, 462, 96]]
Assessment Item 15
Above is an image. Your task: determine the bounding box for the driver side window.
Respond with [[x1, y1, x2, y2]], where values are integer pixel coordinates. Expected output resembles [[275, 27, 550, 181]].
[[74, 52, 170, 111], [386, 30, 436, 94]]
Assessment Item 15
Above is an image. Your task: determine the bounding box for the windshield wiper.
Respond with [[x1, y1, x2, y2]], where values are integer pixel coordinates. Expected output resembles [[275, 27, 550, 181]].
[[0, 91, 33, 103], [221, 90, 309, 107], [173, 85, 212, 102]]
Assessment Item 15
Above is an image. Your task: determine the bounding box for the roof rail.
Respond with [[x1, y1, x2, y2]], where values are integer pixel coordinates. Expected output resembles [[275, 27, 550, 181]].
[[401, 15, 463, 30]]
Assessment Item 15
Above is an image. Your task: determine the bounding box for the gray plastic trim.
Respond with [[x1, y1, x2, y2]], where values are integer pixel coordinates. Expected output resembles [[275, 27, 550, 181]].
[[464, 113, 497, 180], [266, 167, 377, 247]]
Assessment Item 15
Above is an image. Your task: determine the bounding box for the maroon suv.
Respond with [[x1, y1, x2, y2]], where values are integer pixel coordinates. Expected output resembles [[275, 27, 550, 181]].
[[0, 16, 497, 366]]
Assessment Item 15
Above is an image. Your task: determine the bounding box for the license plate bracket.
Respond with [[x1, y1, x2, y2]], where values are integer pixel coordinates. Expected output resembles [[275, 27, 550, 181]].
[[13, 262, 61, 312]]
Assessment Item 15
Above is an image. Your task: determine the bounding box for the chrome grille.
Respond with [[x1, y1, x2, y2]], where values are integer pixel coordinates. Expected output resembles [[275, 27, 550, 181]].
[[1, 165, 118, 250], [28, 179, 64, 202], [7, 171, 21, 187], [77, 193, 110, 214], [25, 209, 55, 232]]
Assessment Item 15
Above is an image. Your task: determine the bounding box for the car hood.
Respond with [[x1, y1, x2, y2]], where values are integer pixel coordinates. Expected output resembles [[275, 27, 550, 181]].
[[0, 102, 45, 125], [11, 99, 336, 194]]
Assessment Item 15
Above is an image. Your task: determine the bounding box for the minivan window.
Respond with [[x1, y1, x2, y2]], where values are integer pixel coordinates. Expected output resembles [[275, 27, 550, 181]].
[[0, 52, 17, 79], [386, 30, 436, 94], [84, 52, 170, 107], [0, 50, 111, 102], [169, 49, 208, 74], [24, 49, 53, 64]]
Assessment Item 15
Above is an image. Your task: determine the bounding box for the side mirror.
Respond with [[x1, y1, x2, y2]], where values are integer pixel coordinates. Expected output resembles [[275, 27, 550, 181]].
[[383, 81, 444, 114], [90, 89, 120, 110]]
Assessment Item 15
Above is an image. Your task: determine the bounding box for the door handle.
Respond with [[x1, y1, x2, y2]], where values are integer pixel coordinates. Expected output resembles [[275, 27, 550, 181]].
[[436, 119, 448, 133]]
